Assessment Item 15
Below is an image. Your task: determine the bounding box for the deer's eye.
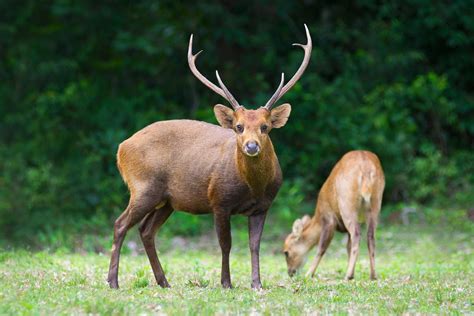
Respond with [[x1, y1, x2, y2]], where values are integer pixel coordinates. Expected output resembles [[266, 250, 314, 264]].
[[284, 251, 289, 258], [236, 124, 244, 133], [261, 124, 268, 133]]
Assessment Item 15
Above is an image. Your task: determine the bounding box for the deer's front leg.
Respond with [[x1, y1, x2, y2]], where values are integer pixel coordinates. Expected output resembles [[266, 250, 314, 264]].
[[214, 211, 232, 288], [248, 210, 267, 289]]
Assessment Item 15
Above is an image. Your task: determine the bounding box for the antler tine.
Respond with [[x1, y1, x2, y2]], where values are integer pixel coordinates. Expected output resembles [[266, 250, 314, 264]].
[[265, 24, 312, 106], [215, 71, 242, 110], [188, 34, 233, 102], [264, 73, 285, 110]]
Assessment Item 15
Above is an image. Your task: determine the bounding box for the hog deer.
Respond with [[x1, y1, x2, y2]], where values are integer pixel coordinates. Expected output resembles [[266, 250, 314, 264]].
[[107, 25, 312, 289], [283, 150, 385, 280]]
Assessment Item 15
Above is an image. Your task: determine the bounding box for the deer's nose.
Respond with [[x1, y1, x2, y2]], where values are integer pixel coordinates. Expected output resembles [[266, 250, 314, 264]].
[[244, 141, 260, 156]]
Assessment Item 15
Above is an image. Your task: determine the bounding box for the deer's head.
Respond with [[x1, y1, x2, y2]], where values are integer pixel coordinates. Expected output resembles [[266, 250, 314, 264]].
[[283, 215, 312, 276], [188, 25, 312, 157]]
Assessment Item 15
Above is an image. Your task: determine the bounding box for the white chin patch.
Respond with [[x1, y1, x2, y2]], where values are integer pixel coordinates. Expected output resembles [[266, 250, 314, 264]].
[[244, 150, 260, 157]]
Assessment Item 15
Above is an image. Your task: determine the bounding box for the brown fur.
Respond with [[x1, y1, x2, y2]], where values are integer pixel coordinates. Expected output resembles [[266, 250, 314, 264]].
[[283, 150, 385, 280], [107, 104, 291, 290]]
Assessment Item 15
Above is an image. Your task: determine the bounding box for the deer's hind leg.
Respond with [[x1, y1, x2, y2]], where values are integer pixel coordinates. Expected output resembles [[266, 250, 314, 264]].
[[139, 203, 174, 288], [346, 234, 351, 258], [214, 210, 232, 288], [367, 195, 382, 280], [107, 184, 164, 289], [339, 197, 361, 280]]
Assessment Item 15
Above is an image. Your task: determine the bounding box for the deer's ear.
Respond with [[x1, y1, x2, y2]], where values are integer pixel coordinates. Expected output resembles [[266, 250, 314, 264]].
[[292, 218, 304, 238], [301, 215, 311, 226], [214, 104, 235, 129], [270, 103, 291, 128]]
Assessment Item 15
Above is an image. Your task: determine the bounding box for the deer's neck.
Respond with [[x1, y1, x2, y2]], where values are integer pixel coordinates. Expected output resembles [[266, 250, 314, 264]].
[[235, 142, 277, 197], [301, 216, 323, 250]]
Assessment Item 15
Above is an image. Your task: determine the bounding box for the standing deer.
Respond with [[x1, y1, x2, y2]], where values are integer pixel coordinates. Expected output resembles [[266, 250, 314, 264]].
[[283, 150, 385, 280], [107, 25, 312, 289]]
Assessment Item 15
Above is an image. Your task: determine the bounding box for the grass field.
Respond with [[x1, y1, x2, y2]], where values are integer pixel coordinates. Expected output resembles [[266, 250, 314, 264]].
[[0, 226, 472, 315]]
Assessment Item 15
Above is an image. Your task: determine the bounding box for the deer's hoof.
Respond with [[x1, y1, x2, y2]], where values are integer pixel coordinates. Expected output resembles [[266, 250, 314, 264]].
[[251, 281, 263, 290], [305, 271, 315, 278], [158, 279, 171, 288], [108, 280, 119, 289]]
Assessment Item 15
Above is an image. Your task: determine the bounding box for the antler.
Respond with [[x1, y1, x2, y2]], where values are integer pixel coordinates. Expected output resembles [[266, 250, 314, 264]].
[[263, 24, 312, 110], [188, 35, 242, 110], [215, 71, 241, 109], [263, 73, 285, 109]]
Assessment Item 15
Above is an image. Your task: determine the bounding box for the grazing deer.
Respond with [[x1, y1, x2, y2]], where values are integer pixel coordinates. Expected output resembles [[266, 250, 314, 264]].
[[283, 150, 385, 280], [107, 25, 312, 289]]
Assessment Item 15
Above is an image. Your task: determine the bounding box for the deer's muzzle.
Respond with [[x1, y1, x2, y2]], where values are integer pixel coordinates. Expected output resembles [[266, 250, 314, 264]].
[[244, 141, 260, 156]]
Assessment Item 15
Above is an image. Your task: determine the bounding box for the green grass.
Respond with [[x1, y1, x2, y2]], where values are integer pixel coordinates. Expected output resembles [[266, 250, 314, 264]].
[[0, 226, 472, 315]]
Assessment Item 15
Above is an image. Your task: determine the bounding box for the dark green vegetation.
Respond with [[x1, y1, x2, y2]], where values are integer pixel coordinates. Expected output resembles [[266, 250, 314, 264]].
[[0, 227, 472, 314], [0, 1, 473, 249]]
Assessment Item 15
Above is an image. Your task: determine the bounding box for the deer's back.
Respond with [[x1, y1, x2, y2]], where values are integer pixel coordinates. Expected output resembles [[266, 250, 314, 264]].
[[317, 151, 385, 222]]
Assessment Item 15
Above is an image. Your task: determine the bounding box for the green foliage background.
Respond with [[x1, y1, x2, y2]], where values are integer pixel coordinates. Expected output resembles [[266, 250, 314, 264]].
[[0, 1, 473, 249]]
